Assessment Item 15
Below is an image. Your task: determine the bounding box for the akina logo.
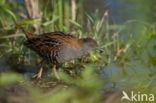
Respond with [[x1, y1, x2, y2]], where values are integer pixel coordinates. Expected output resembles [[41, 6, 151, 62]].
[[121, 90, 155, 102]]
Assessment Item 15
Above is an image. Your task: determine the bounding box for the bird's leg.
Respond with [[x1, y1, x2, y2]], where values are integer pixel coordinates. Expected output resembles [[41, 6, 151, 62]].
[[33, 60, 44, 79], [52, 64, 60, 79], [33, 67, 43, 79]]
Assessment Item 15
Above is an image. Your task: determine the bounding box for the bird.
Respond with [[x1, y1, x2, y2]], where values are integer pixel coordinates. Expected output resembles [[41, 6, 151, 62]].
[[22, 30, 97, 79]]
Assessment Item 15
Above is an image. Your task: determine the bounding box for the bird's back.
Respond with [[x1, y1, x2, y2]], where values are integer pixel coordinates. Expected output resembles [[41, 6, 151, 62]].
[[24, 32, 82, 64]]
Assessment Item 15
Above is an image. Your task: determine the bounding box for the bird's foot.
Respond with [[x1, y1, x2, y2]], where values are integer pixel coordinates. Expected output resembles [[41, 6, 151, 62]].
[[32, 74, 42, 80], [32, 67, 43, 80], [51, 65, 60, 80]]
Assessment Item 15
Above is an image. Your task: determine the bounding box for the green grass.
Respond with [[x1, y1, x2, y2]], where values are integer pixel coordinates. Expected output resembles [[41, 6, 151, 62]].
[[0, 0, 156, 103]]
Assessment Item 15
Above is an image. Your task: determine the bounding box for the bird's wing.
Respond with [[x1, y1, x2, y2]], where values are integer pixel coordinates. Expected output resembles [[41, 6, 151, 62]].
[[24, 33, 81, 63], [24, 36, 62, 62]]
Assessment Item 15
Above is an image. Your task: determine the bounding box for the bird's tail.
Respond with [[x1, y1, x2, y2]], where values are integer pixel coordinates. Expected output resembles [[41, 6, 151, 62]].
[[20, 27, 34, 39], [16, 27, 34, 39]]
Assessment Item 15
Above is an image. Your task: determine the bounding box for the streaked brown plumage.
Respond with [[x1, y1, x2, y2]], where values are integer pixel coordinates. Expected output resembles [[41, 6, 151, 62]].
[[24, 31, 97, 79]]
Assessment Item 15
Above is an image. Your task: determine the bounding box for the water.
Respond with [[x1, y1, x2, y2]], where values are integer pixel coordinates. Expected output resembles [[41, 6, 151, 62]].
[[108, 0, 156, 23], [15, 0, 155, 24]]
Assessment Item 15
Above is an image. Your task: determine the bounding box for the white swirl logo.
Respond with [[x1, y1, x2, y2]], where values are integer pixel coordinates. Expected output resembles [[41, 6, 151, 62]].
[[121, 91, 131, 101], [121, 91, 154, 102]]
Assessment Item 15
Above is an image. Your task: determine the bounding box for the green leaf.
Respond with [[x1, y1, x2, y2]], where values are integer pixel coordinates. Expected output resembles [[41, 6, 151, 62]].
[[0, 73, 23, 86], [69, 20, 82, 28], [5, 8, 17, 22], [42, 16, 59, 26], [0, 0, 5, 5]]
